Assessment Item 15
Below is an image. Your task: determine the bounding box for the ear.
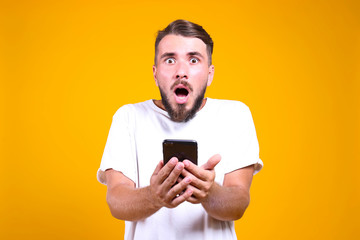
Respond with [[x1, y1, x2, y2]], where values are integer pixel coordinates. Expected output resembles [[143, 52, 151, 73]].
[[153, 65, 158, 86], [207, 65, 215, 86]]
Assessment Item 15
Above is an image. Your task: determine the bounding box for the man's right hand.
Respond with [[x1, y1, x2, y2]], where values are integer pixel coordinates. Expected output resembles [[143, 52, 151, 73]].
[[105, 157, 193, 221], [149, 157, 193, 208]]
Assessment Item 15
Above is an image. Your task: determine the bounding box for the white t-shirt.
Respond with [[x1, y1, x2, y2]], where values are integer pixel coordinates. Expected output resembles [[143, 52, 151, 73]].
[[98, 98, 263, 240]]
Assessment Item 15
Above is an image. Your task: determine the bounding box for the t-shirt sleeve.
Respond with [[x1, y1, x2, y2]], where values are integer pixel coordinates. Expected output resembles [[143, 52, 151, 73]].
[[97, 105, 138, 185], [221, 102, 263, 175]]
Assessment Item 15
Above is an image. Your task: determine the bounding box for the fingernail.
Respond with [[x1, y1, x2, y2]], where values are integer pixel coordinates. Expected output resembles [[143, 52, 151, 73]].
[[185, 177, 191, 183], [170, 157, 177, 164], [176, 163, 183, 170]]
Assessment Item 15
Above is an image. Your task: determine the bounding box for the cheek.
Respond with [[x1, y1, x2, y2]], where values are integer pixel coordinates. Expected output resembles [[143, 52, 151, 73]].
[[191, 69, 209, 86], [192, 66, 209, 77], [156, 75, 171, 89], [157, 68, 173, 81]]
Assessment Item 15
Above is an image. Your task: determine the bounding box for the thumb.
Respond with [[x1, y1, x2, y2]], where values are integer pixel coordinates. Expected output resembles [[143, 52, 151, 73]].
[[201, 154, 221, 170]]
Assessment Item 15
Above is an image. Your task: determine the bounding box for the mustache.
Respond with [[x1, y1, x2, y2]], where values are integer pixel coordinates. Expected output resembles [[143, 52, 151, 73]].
[[170, 80, 193, 92]]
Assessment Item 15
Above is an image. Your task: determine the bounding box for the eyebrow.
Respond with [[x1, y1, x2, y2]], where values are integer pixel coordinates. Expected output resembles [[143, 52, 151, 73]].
[[159, 51, 205, 60], [159, 52, 176, 60], [188, 51, 204, 59]]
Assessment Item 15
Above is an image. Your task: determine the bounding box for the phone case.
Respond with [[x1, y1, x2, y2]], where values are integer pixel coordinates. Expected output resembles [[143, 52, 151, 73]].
[[163, 139, 198, 165]]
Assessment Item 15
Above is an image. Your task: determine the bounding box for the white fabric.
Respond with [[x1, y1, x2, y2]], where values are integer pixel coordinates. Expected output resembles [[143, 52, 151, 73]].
[[98, 98, 263, 240]]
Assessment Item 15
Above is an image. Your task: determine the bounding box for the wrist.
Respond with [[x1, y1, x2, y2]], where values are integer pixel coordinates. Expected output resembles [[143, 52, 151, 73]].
[[145, 186, 163, 210]]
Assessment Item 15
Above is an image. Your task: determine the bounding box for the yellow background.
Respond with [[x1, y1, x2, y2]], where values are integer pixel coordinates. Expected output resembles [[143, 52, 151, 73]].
[[1, 0, 359, 239]]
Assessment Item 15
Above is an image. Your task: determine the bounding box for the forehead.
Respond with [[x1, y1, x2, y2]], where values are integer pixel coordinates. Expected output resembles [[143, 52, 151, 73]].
[[157, 34, 207, 57]]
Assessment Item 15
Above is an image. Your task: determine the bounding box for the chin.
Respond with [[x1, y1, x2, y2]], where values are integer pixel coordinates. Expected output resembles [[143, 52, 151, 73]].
[[160, 85, 207, 123]]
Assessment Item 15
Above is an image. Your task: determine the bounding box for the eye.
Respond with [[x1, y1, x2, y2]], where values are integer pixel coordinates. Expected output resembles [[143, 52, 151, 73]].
[[165, 58, 175, 64], [190, 58, 199, 64]]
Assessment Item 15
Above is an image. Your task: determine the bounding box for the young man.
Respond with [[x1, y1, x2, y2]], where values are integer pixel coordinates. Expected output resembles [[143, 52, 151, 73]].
[[97, 19, 263, 240]]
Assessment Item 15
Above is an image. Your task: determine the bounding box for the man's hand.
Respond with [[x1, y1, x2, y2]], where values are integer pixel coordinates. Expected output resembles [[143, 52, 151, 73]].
[[181, 154, 221, 204], [105, 157, 194, 221], [149, 157, 194, 208], [180, 155, 254, 221]]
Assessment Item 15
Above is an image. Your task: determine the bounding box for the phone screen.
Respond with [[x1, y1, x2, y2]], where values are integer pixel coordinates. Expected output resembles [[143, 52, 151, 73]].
[[163, 139, 198, 165]]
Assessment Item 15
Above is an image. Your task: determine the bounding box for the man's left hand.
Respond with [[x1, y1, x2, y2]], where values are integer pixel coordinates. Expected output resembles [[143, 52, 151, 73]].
[[181, 154, 221, 204]]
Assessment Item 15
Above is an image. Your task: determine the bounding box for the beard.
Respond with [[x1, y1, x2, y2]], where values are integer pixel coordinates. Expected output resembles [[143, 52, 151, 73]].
[[159, 84, 207, 122]]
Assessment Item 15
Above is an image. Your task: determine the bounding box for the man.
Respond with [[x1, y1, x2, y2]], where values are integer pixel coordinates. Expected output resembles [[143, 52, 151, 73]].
[[97, 19, 263, 240]]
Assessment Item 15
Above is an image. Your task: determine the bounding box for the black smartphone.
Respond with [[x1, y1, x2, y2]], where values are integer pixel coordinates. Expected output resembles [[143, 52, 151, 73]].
[[163, 139, 198, 165]]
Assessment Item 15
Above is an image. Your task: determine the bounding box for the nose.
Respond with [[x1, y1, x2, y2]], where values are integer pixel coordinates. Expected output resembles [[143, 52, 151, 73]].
[[175, 61, 188, 80]]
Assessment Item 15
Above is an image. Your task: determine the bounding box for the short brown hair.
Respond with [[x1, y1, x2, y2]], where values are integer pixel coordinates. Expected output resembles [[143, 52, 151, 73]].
[[154, 19, 214, 65]]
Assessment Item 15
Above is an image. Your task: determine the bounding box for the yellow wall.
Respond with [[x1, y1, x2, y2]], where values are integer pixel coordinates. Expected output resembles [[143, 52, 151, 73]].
[[1, 0, 359, 239]]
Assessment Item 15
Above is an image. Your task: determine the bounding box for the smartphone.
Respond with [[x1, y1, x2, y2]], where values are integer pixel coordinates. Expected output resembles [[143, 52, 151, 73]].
[[163, 139, 198, 165]]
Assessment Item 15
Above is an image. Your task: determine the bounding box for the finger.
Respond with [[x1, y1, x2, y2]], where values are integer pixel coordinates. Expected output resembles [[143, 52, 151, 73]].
[[152, 160, 164, 175], [164, 176, 192, 207], [171, 186, 193, 206], [168, 176, 191, 198], [171, 190, 192, 206], [181, 169, 205, 189], [156, 157, 178, 184], [182, 162, 210, 181], [183, 160, 201, 176], [186, 184, 208, 201], [176, 175, 183, 183], [162, 162, 184, 188], [201, 154, 221, 170], [183, 186, 201, 204], [164, 157, 179, 168], [186, 195, 200, 204]]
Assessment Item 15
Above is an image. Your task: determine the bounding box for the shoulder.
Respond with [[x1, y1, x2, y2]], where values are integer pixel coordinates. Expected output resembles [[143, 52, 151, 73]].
[[207, 98, 251, 115], [205, 99, 255, 129], [113, 100, 153, 118]]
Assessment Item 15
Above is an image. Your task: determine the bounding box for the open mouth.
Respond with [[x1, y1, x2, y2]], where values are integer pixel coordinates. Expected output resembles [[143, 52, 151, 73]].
[[175, 88, 189, 98], [174, 85, 190, 104]]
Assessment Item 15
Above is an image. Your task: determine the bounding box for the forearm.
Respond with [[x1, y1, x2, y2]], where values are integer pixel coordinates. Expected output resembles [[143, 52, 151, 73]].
[[201, 182, 250, 221], [105, 160, 193, 221], [107, 184, 160, 221]]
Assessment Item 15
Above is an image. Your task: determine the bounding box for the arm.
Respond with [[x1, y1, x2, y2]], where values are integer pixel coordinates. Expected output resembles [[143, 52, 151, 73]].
[[182, 155, 255, 221], [105, 158, 193, 221], [202, 165, 254, 221]]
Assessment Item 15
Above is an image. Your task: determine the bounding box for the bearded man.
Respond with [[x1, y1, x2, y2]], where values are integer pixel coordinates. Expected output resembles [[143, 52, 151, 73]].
[[97, 19, 263, 240]]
